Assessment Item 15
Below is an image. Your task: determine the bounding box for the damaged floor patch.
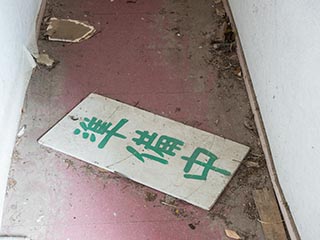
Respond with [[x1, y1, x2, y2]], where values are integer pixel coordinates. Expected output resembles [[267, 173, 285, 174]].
[[46, 17, 95, 43], [39, 93, 249, 210]]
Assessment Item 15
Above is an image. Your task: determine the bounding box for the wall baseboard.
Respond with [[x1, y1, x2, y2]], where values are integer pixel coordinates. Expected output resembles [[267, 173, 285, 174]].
[[222, 1, 300, 239]]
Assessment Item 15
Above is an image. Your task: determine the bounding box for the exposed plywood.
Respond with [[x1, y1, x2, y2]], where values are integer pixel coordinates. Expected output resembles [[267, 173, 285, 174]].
[[253, 188, 287, 240], [39, 93, 249, 210]]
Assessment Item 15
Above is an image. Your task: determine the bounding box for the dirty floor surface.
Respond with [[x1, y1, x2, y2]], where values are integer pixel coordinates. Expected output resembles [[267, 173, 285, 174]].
[[3, 0, 272, 239]]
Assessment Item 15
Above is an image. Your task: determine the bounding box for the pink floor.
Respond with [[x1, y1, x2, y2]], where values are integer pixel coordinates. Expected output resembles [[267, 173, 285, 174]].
[[2, 0, 267, 239]]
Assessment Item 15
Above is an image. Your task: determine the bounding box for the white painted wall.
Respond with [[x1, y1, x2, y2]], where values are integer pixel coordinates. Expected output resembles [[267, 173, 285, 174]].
[[228, 1, 320, 239], [0, 0, 41, 228]]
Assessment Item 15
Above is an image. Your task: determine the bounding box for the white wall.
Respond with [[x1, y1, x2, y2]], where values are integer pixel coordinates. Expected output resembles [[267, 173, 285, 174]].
[[228, 0, 320, 239], [0, 0, 41, 228]]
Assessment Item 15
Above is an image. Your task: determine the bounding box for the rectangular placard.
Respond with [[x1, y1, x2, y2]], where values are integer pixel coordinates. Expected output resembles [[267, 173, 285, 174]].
[[39, 93, 249, 209]]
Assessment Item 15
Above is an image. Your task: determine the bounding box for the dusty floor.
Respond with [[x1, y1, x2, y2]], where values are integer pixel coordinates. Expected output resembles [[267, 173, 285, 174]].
[[3, 0, 273, 239]]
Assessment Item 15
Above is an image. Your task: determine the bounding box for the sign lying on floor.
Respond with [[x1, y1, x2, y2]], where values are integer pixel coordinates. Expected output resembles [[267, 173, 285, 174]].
[[39, 93, 249, 210]]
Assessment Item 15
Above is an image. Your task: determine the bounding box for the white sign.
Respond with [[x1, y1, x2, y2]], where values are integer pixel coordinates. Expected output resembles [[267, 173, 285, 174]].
[[39, 93, 249, 210]]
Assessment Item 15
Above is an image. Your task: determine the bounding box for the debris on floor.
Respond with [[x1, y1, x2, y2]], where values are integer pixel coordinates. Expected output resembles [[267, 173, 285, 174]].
[[172, 207, 188, 218], [253, 188, 287, 240], [188, 223, 196, 230], [224, 23, 235, 43], [45, 17, 96, 43], [6, 178, 17, 191], [145, 191, 157, 202], [164, 194, 176, 205], [233, 66, 242, 78], [225, 229, 241, 239], [244, 160, 260, 168], [215, 21, 228, 43], [39, 93, 249, 210], [211, 1, 236, 54], [35, 53, 55, 67], [17, 125, 26, 138], [160, 194, 177, 207], [215, 6, 226, 17], [243, 119, 255, 131]]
